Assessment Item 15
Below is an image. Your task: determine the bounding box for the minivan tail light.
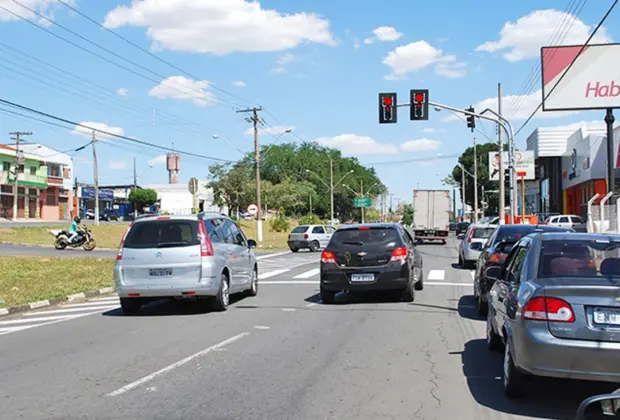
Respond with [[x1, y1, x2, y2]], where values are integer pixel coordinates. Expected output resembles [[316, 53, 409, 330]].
[[390, 246, 408, 262], [116, 224, 132, 261], [321, 250, 335, 263], [198, 220, 214, 257], [523, 297, 575, 323]]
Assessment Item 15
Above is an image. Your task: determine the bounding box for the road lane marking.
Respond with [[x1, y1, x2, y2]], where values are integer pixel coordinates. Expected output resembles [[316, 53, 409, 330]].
[[470, 270, 475, 280], [293, 268, 320, 279], [256, 251, 291, 260], [426, 282, 472, 287], [23, 305, 118, 316], [92, 296, 121, 301], [427, 270, 445, 281], [63, 301, 120, 308], [258, 269, 290, 279], [259, 280, 473, 286], [0, 314, 81, 325], [106, 332, 250, 397], [0, 310, 112, 337]]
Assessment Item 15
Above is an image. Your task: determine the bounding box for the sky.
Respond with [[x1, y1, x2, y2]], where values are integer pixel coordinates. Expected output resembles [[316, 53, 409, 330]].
[[0, 0, 617, 204]]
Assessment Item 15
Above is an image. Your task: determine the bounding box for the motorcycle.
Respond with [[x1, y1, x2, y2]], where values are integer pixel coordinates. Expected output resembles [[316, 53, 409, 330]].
[[49, 225, 97, 251], [576, 390, 620, 419]]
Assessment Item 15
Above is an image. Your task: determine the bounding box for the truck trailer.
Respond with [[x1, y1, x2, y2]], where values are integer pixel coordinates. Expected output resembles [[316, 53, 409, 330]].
[[412, 189, 451, 244]]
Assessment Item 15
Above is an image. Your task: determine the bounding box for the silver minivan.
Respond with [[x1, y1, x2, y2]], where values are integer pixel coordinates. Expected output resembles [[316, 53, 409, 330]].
[[114, 213, 258, 314]]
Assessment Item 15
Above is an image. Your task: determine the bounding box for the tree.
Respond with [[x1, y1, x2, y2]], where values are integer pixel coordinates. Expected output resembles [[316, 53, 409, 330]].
[[402, 204, 414, 225], [128, 188, 158, 212], [448, 142, 500, 215]]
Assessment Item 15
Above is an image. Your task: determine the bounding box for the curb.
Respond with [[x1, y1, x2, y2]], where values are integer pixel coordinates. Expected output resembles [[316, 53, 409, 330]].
[[0, 241, 116, 251], [0, 287, 116, 317]]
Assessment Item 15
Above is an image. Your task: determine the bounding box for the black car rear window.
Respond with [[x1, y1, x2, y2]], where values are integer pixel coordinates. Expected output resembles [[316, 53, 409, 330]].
[[457, 223, 469, 229], [331, 227, 400, 246], [124, 220, 200, 249]]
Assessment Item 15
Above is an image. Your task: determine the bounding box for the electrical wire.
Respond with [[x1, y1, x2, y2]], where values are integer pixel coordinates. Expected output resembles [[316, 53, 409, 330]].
[[514, 0, 618, 137]]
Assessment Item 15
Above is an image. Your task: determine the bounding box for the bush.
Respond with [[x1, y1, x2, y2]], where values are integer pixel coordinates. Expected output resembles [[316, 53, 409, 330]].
[[298, 214, 322, 225], [270, 215, 290, 232]]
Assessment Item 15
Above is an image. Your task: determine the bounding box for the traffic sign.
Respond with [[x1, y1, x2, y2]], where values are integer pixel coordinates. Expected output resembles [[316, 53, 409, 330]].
[[354, 197, 372, 208], [188, 177, 198, 194], [247, 203, 258, 216]]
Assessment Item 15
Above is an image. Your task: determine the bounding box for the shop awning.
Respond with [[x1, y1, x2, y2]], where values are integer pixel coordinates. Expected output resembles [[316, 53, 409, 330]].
[[17, 180, 48, 189]]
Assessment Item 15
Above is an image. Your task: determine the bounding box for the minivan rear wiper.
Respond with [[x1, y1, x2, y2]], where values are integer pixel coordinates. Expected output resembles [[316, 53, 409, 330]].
[[342, 241, 364, 246]]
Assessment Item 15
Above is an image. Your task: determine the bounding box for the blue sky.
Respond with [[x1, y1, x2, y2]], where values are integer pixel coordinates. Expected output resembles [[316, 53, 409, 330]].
[[0, 0, 617, 203]]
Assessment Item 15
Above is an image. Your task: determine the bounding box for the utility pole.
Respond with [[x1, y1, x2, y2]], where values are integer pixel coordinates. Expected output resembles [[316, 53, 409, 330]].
[[360, 180, 365, 223], [133, 157, 137, 219], [9, 131, 32, 221], [473, 136, 479, 223], [92, 130, 99, 226], [498, 83, 505, 224], [237, 107, 263, 242], [329, 158, 334, 224], [481, 185, 486, 218], [460, 164, 466, 222]]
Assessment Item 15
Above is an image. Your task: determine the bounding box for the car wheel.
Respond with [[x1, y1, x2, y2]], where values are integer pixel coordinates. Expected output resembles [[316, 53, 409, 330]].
[[477, 294, 488, 317], [441, 240, 446, 245], [414, 268, 424, 291], [289, 247, 299, 253], [212, 273, 229, 311], [503, 342, 526, 398], [402, 274, 415, 302], [320, 286, 336, 304], [246, 268, 258, 297], [309, 241, 320, 252], [486, 314, 502, 351], [120, 297, 142, 315]]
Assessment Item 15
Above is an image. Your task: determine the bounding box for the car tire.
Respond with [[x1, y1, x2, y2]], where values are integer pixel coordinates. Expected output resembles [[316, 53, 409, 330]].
[[120, 297, 142, 315], [458, 254, 463, 267], [414, 269, 424, 291], [290, 247, 299, 253], [246, 268, 258, 297], [309, 241, 320, 252], [402, 275, 415, 302], [441, 240, 446, 245], [503, 342, 526, 398], [486, 313, 503, 351], [212, 273, 230, 311], [477, 294, 488, 317], [320, 286, 336, 304]]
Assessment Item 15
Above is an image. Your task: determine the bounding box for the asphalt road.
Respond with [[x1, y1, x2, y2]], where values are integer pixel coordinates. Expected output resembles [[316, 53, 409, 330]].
[[0, 239, 614, 420]]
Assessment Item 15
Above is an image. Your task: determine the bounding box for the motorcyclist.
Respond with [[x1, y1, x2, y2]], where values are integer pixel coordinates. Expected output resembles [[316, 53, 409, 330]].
[[68, 216, 81, 244]]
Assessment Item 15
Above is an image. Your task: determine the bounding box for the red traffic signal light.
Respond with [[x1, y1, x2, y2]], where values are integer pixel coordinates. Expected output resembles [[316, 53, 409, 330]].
[[414, 92, 424, 103], [382, 96, 393, 106], [379, 93, 397, 124], [410, 89, 429, 121]]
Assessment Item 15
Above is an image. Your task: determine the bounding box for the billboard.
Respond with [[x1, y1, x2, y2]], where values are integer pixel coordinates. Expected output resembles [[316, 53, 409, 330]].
[[81, 187, 114, 201], [488, 151, 535, 181], [541, 43, 620, 111]]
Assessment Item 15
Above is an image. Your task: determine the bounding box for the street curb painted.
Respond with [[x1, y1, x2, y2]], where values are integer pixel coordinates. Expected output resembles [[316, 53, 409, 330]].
[[0, 241, 117, 251], [0, 287, 116, 317]]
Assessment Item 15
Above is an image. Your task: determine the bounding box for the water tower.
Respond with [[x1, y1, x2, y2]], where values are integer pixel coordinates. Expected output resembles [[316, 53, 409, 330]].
[[166, 152, 180, 184]]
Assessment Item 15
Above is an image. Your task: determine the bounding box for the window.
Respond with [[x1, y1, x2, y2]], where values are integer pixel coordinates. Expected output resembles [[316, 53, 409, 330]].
[[123, 220, 199, 249], [291, 226, 308, 233], [507, 246, 528, 283], [204, 218, 222, 243], [2, 162, 9, 172], [48, 164, 61, 178], [473, 228, 495, 239], [217, 219, 236, 244], [331, 227, 400, 246], [30, 166, 37, 175], [46, 189, 56, 206], [226, 221, 247, 247], [571, 216, 584, 224], [538, 239, 611, 278], [559, 217, 570, 223], [312, 226, 325, 234], [63, 167, 71, 179], [325, 226, 335, 233]]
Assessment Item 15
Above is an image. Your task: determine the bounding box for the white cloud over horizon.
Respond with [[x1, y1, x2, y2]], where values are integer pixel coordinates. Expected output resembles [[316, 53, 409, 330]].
[[383, 40, 467, 80], [363, 26, 403, 44], [71, 122, 125, 140], [148, 76, 216, 107]]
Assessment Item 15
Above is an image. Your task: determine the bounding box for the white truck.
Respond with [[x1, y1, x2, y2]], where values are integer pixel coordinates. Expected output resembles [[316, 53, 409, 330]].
[[412, 189, 451, 244]]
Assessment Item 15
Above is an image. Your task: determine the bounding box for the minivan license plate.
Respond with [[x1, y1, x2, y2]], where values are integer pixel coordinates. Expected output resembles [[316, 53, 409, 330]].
[[594, 308, 620, 325], [149, 268, 173, 277], [351, 273, 374, 282]]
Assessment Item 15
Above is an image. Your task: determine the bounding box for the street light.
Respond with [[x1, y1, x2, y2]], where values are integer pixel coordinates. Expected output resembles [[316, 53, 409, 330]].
[[212, 134, 244, 155], [261, 129, 293, 160], [306, 166, 354, 223]]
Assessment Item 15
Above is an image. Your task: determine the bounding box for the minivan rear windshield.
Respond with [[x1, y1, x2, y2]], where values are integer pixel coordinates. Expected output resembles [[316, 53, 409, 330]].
[[291, 226, 308, 233], [331, 227, 400, 246], [473, 228, 495, 239], [124, 220, 200, 249]]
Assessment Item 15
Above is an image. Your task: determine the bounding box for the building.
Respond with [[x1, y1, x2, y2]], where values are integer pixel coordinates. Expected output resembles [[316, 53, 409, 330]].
[[144, 182, 227, 215], [0, 143, 74, 220]]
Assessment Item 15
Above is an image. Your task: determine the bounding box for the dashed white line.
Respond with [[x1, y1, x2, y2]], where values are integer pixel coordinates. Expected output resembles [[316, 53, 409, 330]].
[[260, 280, 473, 287], [23, 304, 117, 316], [256, 251, 291, 260], [258, 269, 290, 280], [63, 301, 120, 308], [262, 280, 318, 285], [427, 270, 445, 281], [107, 332, 250, 396], [293, 268, 320, 279], [0, 314, 81, 325]]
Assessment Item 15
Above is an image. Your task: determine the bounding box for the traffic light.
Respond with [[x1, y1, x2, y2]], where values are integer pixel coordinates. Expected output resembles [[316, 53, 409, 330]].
[[410, 89, 429, 121], [379, 93, 397, 124], [466, 106, 476, 132]]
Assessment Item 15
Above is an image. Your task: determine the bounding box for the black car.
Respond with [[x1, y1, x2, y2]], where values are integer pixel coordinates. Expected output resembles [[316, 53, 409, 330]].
[[449, 222, 457, 231], [473, 224, 573, 316], [319, 223, 423, 304], [455, 222, 470, 237]]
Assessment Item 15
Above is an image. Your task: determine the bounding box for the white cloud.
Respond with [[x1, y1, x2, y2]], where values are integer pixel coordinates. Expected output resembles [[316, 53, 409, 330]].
[[71, 122, 125, 140], [73, 156, 92, 165], [353, 39, 361, 49], [400, 138, 441, 152], [245, 125, 294, 136], [148, 76, 216, 107], [103, 0, 336, 55], [422, 128, 444, 133], [148, 155, 167, 166], [476, 9, 612, 62], [383, 41, 467, 80], [363, 26, 403, 44], [117, 88, 128, 96], [270, 67, 287, 75], [232, 80, 246, 87], [443, 89, 578, 122], [0, 0, 73, 22], [277, 53, 298, 65], [109, 160, 127, 170], [548, 120, 606, 131], [315, 134, 400, 156]]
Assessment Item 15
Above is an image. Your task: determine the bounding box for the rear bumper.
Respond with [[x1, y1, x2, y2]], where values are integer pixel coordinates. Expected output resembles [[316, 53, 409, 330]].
[[287, 240, 310, 248], [114, 267, 220, 298], [413, 230, 448, 241], [512, 324, 620, 383], [320, 263, 411, 292], [463, 248, 480, 262]]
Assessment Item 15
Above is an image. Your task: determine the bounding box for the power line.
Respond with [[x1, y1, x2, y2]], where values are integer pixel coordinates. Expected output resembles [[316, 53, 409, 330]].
[[0, 98, 234, 163], [514, 0, 618, 137]]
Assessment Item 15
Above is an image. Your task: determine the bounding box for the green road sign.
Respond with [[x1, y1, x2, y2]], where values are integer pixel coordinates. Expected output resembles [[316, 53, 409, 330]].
[[354, 197, 372, 208]]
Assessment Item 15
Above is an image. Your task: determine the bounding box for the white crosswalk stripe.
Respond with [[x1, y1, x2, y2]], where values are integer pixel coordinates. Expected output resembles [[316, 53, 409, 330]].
[[0, 297, 119, 337], [427, 270, 445, 281], [293, 268, 320, 279]]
